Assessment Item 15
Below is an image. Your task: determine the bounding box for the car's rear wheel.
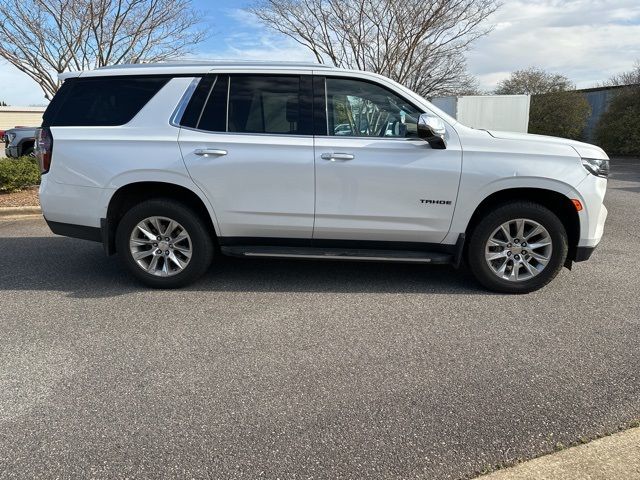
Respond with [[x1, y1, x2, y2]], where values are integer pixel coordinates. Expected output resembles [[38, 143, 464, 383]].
[[467, 201, 568, 293], [116, 199, 214, 288]]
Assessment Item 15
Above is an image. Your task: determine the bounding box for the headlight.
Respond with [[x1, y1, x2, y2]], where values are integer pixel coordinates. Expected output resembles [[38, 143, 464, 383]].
[[581, 157, 609, 178]]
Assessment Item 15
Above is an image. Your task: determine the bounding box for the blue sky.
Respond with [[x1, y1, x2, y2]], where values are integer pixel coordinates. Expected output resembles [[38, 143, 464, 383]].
[[1, 0, 639, 105]]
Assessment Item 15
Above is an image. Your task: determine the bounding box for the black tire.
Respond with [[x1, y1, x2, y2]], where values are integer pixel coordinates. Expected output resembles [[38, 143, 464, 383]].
[[116, 199, 214, 288], [467, 201, 568, 294]]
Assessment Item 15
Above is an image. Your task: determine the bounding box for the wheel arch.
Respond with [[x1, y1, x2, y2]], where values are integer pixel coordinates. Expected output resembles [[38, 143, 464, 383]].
[[104, 181, 218, 255], [464, 187, 581, 262], [18, 138, 35, 155]]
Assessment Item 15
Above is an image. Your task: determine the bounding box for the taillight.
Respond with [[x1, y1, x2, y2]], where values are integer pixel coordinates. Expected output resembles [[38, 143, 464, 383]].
[[35, 127, 53, 174]]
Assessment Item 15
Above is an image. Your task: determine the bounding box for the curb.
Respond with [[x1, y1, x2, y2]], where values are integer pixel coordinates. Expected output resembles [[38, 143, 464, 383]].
[[480, 426, 640, 479], [0, 206, 41, 218]]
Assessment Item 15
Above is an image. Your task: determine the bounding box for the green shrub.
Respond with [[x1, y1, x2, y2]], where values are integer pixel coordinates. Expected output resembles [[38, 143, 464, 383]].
[[595, 86, 640, 156], [529, 90, 591, 140], [0, 156, 41, 193]]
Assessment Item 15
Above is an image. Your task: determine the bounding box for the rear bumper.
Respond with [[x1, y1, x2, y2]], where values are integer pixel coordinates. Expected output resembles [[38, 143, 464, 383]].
[[39, 175, 110, 228], [45, 218, 102, 242], [44, 217, 115, 256]]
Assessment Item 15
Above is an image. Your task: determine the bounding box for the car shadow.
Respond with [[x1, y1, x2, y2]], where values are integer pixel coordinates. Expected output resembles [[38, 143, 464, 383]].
[[0, 236, 486, 298]]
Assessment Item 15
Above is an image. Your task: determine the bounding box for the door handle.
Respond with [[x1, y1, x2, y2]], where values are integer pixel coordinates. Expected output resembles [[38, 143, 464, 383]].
[[194, 148, 227, 157], [321, 152, 355, 161]]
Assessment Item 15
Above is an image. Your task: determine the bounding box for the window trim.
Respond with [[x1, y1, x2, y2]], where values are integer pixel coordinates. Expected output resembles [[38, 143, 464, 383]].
[[316, 75, 426, 139], [169, 77, 202, 127], [225, 75, 231, 132]]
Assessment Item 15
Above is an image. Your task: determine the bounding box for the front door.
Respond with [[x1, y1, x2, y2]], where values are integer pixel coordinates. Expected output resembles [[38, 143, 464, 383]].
[[179, 74, 315, 241], [313, 76, 462, 244]]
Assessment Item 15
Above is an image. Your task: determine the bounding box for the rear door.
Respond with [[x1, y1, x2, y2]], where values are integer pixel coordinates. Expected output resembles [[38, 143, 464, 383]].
[[178, 73, 315, 241], [312, 75, 463, 244]]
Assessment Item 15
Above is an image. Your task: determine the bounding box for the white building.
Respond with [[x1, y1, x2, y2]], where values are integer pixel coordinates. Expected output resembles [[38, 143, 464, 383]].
[[0, 106, 46, 131], [430, 95, 531, 133]]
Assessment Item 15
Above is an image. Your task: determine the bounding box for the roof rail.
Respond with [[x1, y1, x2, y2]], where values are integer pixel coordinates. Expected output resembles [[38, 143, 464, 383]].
[[97, 60, 334, 70]]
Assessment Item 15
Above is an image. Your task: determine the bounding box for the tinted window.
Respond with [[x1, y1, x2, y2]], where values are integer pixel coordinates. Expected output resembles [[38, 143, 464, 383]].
[[228, 76, 307, 135], [47, 77, 169, 127], [42, 79, 74, 126], [326, 78, 421, 137], [198, 75, 229, 132], [180, 76, 216, 129]]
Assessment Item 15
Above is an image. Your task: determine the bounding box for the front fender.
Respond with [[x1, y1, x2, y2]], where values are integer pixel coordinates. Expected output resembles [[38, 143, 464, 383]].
[[444, 175, 585, 244]]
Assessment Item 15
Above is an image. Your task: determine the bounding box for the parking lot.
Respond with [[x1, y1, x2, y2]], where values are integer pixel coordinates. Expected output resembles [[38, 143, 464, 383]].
[[0, 158, 638, 479]]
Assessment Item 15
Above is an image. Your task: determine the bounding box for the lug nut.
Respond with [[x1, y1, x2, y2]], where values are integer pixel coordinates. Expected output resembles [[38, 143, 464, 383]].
[[164, 250, 170, 255], [157, 236, 161, 241], [156, 249, 162, 255], [521, 242, 527, 247], [507, 243, 512, 248], [514, 239, 520, 244], [153, 243, 158, 247], [506, 251, 512, 256], [514, 254, 520, 260]]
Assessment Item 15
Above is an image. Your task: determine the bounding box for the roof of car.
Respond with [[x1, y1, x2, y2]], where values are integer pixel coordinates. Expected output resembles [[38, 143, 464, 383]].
[[59, 60, 335, 80]]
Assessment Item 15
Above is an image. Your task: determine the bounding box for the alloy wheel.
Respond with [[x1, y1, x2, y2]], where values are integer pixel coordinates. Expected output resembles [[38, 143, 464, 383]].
[[484, 218, 553, 282], [129, 216, 192, 277]]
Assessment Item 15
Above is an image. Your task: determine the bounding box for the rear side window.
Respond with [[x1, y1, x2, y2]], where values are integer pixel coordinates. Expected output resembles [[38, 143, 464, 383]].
[[180, 74, 313, 135], [199, 75, 228, 131], [45, 77, 169, 126], [179, 75, 217, 129], [228, 76, 304, 135]]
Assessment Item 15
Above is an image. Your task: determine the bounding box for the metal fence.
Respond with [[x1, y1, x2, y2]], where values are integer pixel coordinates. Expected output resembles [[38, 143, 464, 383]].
[[577, 85, 630, 143]]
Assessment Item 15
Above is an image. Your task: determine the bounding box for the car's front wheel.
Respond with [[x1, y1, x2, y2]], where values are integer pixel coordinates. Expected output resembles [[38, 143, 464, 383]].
[[467, 201, 568, 293], [116, 199, 214, 288]]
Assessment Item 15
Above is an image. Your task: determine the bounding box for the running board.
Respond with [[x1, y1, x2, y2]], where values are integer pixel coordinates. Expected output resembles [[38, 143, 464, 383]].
[[220, 246, 453, 264]]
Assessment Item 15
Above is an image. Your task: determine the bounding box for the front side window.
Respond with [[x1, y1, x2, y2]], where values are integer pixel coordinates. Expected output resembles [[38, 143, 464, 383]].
[[326, 78, 421, 138]]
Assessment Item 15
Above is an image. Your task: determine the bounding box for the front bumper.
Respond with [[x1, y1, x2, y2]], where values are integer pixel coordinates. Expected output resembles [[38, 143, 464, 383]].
[[574, 171, 608, 249], [572, 202, 606, 262]]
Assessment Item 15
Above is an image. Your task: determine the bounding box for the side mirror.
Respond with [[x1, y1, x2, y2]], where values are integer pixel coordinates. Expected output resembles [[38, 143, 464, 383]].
[[417, 114, 447, 149]]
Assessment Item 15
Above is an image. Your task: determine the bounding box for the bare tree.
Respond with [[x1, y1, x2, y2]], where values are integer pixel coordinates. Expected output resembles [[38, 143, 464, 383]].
[[0, 0, 207, 100], [601, 61, 640, 87], [249, 0, 499, 97], [494, 67, 574, 95]]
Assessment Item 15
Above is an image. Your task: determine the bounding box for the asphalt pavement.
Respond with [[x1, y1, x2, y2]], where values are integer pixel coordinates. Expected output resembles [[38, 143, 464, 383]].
[[0, 158, 639, 479]]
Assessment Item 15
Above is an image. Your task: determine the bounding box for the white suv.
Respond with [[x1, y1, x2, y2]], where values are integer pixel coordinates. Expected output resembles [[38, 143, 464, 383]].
[[36, 61, 609, 293]]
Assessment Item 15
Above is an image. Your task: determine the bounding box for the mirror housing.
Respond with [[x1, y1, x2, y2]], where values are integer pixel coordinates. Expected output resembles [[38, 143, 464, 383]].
[[417, 114, 447, 149]]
